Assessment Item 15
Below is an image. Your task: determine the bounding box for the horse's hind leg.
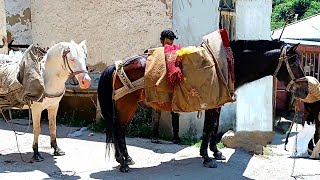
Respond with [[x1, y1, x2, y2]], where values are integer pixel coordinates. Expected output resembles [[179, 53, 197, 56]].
[[114, 124, 131, 172], [31, 107, 44, 161], [48, 105, 65, 156], [209, 108, 226, 160]]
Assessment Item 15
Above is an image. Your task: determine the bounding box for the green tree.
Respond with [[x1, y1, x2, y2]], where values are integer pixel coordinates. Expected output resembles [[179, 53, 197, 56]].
[[271, 0, 320, 30]]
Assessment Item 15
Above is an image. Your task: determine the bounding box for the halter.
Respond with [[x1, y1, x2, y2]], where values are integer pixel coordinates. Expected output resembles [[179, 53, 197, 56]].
[[273, 46, 307, 91], [45, 48, 88, 98], [62, 49, 88, 78]]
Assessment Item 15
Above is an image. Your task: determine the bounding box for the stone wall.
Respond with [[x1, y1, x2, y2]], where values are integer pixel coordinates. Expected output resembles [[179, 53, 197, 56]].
[[30, 0, 172, 71]]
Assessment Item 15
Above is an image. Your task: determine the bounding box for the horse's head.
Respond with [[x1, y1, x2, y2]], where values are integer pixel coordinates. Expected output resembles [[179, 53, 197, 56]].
[[274, 44, 308, 99], [63, 40, 91, 89]]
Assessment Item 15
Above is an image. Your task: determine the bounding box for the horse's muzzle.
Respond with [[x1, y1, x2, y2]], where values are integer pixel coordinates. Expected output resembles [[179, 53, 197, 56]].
[[76, 73, 91, 89]]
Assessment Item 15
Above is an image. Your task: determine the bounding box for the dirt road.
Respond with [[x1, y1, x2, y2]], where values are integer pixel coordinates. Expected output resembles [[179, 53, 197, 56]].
[[0, 119, 320, 180]]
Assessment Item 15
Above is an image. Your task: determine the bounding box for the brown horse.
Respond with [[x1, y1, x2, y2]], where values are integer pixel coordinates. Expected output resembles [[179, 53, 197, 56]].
[[98, 40, 309, 172]]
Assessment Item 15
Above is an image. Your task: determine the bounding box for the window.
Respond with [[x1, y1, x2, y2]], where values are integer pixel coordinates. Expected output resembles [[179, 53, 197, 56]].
[[219, 0, 236, 40], [301, 51, 320, 79]]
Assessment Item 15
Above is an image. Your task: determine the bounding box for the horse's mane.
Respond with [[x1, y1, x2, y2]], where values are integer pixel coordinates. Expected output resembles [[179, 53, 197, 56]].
[[230, 40, 284, 52]]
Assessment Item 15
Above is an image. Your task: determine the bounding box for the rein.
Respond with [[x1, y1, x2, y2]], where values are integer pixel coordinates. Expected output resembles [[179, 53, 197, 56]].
[[273, 46, 306, 91]]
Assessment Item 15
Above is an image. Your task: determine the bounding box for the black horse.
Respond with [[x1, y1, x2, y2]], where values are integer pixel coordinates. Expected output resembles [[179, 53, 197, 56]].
[[97, 40, 309, 172]]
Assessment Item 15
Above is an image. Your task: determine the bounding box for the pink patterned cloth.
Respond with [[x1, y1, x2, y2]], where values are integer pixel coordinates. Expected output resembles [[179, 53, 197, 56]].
[[164, 44, 183, 90]]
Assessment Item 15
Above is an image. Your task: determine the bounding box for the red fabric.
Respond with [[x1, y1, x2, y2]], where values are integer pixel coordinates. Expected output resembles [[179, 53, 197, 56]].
[[219, 29, 230, 47], [219, 29, 235, 82], [164, 44, 183, 90]]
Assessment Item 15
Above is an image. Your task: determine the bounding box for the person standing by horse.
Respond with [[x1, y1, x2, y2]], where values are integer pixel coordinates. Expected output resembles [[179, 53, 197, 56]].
[[150, 29, 181, 144]]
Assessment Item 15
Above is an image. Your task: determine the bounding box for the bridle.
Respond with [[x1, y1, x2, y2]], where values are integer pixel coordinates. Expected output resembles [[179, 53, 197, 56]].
[[273, 46, 307, 91], [45, 48, 88, 98], [62, 49, 88, 78]]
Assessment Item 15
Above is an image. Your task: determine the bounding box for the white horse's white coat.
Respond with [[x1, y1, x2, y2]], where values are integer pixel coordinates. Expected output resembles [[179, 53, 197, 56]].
[[28, 40, 91, 160]]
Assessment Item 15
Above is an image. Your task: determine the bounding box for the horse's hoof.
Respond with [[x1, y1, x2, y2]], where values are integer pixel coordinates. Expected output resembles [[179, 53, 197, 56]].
[[120, 165, 131, 173], [32, 154, 44, 162], [203, 159, 217, 168], [127, 158, 135, 165], [214, 151, 226, 160], [173, 137, 182, 144], [53, 148, 65, 156]]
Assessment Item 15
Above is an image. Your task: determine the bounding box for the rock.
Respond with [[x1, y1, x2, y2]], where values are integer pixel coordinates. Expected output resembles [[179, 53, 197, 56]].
[[221, 130, 275, 155], [221, 130, 236, 147]]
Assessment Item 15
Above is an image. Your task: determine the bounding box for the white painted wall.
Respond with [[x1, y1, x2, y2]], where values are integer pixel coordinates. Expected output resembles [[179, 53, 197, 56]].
[[172, 0, 219, 46], [235, 0, 272, 40], [236, 76, 274, 131]]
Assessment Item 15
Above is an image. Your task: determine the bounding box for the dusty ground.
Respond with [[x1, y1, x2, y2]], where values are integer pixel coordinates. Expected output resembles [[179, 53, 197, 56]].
[[0, 119, 320, 180]]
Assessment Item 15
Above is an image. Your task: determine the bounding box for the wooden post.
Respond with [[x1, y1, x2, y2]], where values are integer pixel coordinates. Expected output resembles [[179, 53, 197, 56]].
[[0, 0, 8, 54]]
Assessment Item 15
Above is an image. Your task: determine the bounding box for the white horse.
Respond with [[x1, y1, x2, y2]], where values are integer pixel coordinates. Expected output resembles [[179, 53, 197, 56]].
[[27, 40, 91, 161]]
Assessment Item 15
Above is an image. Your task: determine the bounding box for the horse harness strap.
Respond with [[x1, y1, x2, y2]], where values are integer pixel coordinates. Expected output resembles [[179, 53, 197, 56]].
[[45, 48, 86, 98], [44, 88, 66, 98], [62, 49, 88, 78], [113, 60, 144, 101], [273, 47, 306, 91]]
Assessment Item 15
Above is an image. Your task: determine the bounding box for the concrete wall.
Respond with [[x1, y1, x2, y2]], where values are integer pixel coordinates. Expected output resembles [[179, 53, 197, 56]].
[[236, 76, 274, 131], [172, 0, 219, 46], [30, 0, 172, 71], [235, 0, 272, 40], [4, 0, 32, 45]]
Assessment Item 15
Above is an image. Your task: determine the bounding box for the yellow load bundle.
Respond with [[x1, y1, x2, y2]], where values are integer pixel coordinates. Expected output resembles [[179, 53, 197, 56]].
[[176, 46, 204, 57]]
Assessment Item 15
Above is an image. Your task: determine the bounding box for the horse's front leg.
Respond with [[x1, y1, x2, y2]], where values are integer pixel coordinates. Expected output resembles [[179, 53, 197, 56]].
[[200, 109, 217, 168], [31, 107, 44, 162], [48, 105, 65, 156], [209, 108, 226, 160]]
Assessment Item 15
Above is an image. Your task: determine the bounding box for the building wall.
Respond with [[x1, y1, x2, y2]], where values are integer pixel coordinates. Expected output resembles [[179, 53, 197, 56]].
[[4, 0, 32, 45], [30, 0, 172, 71], [235, 0, 272, 40], [0, 0, 7, 54], [172, 0, 220, 46]]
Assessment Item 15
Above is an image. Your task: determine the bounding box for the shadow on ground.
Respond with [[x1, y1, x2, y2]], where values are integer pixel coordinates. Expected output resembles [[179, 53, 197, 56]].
[[90, 149, 253, 180], [0, 152, 80, 179]]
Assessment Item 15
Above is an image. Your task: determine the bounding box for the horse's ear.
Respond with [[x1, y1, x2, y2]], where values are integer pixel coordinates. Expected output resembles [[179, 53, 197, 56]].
[[289, 43, 300, 52], [68, 44, 77, 60], [70, 40, 76, 44], [79, 40, 87, 55]]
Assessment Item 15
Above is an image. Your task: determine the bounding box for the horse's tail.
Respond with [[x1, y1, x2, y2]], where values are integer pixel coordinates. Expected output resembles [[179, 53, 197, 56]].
[[97, 64, 116, 161]]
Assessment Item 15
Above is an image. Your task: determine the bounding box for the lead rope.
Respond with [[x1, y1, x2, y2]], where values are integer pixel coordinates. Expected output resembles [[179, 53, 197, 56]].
[[290, 103, 299, 179], [0, 101, 33, 163]]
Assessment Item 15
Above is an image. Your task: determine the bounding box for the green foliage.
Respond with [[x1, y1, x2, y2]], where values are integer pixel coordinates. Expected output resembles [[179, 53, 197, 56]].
[[88, 119, 105, 133], [56, 110, 89, 127], [271, 0, 320, 30], [302, 1, 320, 18], [126, 107, 153, 138]]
